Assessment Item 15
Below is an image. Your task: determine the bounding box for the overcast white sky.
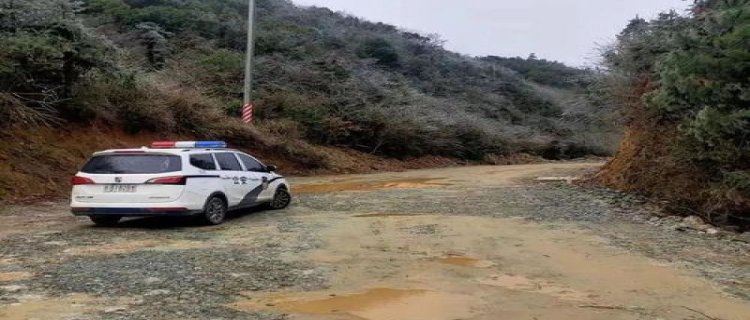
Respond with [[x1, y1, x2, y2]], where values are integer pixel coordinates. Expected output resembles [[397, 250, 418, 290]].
[[291, 0, 689, 66]]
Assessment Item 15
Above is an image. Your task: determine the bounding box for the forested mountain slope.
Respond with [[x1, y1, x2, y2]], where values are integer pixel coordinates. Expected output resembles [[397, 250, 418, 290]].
[[0, 0, 617, 200], [595, 0, 749, 227]]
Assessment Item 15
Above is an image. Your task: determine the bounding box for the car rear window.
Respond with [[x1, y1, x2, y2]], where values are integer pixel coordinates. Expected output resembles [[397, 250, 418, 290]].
[[81, 154, 182, 174]]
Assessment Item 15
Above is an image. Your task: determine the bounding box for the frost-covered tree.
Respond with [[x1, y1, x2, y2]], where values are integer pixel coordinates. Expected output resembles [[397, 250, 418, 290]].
[[135, 22, 171, 69], [0, 0, 86, 30], [0, 0, 111, 125]]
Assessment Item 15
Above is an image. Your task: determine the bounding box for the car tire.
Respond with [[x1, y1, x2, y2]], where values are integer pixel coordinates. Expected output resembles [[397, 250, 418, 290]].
[[90, 215, 121, 227], [202, 196, 228, 225], [268, 188, 292, 210]]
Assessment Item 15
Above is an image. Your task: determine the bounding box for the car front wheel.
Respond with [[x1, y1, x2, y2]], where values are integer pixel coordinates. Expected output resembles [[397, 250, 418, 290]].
[[268, 188, 292, 210], [203, 196, 228, 225]]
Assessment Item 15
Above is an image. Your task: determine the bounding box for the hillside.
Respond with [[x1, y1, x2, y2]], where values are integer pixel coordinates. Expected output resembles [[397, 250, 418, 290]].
[[0, 0, 617, 200], [595, 0, 750, 228]]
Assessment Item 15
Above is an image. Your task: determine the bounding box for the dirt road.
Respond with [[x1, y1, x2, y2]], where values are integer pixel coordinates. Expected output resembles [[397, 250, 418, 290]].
[[1, 163, 749, 320]]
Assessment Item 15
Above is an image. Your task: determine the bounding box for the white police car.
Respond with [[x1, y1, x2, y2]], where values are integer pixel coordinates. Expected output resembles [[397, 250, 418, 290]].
[[70, 141, 291, 226]]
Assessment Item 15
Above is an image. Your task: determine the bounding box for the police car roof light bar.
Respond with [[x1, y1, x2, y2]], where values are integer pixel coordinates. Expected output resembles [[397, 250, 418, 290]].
[[151, 141, 227, 149]]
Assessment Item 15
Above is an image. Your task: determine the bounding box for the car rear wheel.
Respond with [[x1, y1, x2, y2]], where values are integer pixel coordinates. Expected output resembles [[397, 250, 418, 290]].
[[90, 215, 121, 227], [268, 188, 292, 210], [203, 196, 228, 225]]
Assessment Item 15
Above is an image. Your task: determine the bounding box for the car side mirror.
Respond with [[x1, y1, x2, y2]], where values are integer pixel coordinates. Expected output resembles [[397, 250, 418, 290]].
[[266, 165, 278, 172]]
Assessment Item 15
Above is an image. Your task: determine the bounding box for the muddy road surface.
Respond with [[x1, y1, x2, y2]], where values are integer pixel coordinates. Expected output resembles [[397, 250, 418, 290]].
[[1, 163, 749, 320]]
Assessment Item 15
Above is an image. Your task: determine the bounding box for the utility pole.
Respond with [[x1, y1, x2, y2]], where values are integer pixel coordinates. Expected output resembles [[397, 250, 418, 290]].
[[243, 0, 256, 111]]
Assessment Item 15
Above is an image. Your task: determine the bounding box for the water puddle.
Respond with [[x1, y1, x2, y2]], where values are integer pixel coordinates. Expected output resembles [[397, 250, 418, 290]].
[[0, 294, 95, 320], [294, 178, 451, 194], [480, 274, 590, 301], [0, 272, 33, 282], [274, 288, 425, 314], [63, 240, 209, 256], [434, 254, 495, 268], [229, 288, 475, 320]]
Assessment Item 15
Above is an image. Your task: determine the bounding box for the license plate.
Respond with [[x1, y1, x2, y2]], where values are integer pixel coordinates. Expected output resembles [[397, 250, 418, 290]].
[[104, 185, 137, 193]]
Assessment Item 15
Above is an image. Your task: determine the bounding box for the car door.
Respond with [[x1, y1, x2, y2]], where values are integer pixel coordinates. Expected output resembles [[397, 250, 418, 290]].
[[213, 152, 247, 208], [237, 153, 274, 203]]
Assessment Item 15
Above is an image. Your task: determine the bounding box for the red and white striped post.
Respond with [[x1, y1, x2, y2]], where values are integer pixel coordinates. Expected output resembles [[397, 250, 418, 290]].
[[242, 0, 257, 125], [241, 102, 254, 124]]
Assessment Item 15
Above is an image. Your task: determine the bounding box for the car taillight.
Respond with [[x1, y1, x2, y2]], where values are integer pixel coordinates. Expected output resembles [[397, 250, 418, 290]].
[[146, 176, 187, 185], [71, 176, 95, 185]]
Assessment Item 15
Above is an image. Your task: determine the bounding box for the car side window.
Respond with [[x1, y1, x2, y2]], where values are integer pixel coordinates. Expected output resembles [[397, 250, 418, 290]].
[[189, 154, 217, 171], [214, 153, 242, 171], [238, 154, 265, 172]]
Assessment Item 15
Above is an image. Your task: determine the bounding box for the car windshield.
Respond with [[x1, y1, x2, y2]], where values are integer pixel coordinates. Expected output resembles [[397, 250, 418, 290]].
[[81, 154, 181, 174]]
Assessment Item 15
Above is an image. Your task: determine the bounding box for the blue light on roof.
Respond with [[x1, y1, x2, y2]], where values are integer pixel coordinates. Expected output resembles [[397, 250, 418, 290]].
[[195, 141, 228, 148]]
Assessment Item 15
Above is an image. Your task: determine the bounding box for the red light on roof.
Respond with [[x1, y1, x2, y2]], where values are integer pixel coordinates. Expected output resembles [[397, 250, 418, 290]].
[[151, 141, 177, 149]]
